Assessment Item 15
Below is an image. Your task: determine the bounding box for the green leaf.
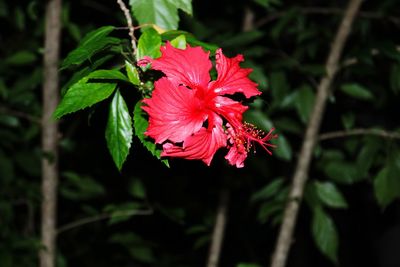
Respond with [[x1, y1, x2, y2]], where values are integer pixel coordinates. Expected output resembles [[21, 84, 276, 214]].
[[251, 177, 285, 203], [130, 0, 192, 31], [390, 63, 400, 94], [105, 90, 133, 170], [61, 55, 114, 95], [273, 134, 292, 161], [125, 61, 141, 85], [171, 0, 192, 14], [312, 207, 339, 264], [62, 26, 119, 69], [5, 51, 37, 65], [60, 171, 105, 200], [136, 28, 162, 60], [133, 101, 169, 167], [314, 181, 348, 209], [295, 85, 315, 124], [324, 161, 363, 184], [243, 110, 274, 132], [340, 83, 373, 100], [107, 202, 143, 225], [161, 30, 218, 52], [87, 69, 129, 82], [257, 201, 283, 224], [356, 138, 380, 176], [341, 113, 355, 130], [374, 154, 400, 208], [129, 179, 146, 199], [54, 78, 116, 118], [170, 34, 187, 49], [269, 72, 290, 104]]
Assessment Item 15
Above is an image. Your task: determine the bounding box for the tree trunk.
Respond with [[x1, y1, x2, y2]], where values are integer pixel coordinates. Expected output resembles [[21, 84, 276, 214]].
[[40, 0, 62, 266], [269, 1, 363, 267]]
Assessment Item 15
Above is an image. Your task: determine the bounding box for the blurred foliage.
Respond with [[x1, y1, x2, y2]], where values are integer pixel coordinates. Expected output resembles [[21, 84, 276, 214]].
[[1, 0, 400, 266]]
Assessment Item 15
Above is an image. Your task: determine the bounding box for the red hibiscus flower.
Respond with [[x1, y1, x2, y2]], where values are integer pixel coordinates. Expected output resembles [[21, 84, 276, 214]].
[[139, 42, 277, 167]]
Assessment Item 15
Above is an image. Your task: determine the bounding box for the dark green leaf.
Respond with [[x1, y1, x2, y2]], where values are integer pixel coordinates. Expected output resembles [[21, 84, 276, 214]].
[[341, 113, 355, 130], [312, 207, 339, 264], [251, 177, 285, 203], [248, 63, 268, 90], [107, 202, 143, 225], [62, 26, 119, 69], [61, 55, 114, 95], [356, 138, 380, 176], [269, 72, 290, 104], [374, 153, 400, 208], [105, 90, 133, 170], [136, 28, 162, 60], [340, 83, 373, 100], [129, 179, 146, 199], [390, 63, 400, 94], [60, 171, 105, 200], [273, 117, 303, 135], [0, 150, 14, 182], [129, 246, 155, 263], [5, 51, 37, 66], [87, 69, 129, 82], [257, 201, 283, 224], [324, 161, 363, 184], [133, 101, 169, 167], [295, 85, 315, 123], [220, 31, 264, 48], [314, 181, 348, 209], [125, 61, 141, 85], [243, 110, 274, 132], [273, 134, 292, 161], [130, 0, 192, 31], [54, 78, 116, 118]]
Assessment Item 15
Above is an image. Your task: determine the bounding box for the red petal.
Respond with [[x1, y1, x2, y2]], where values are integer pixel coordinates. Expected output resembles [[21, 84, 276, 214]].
[[214, 96, 248, 124], [143, 78, 207, 143], [147, 42, 211, 89], [225, 145, 247, 168], [162, 123, 227, 166], [209, 49, 261, 98]]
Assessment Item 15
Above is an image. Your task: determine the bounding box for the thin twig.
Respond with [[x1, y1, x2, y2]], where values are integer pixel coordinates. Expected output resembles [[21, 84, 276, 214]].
[[57, 208, 153, 235], [270, 1, 364, 267], [116, 0, 137, 54], [206, 189, 229, 267], [255, 7, 399, 28], [319, 128, 400, 141], [0, 106, 41, 124]]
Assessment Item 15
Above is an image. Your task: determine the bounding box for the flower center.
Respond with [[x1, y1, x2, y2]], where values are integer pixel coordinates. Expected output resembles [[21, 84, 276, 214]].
[[228, 122, 277, 154]]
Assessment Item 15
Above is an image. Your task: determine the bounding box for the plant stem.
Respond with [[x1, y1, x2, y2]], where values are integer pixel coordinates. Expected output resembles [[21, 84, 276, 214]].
[[269, 1, 364, 267], [319, 128, 400, 141], [116, 0, 137, 54], [40, 0, 62, 266], [206, 189, 229, 267]]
